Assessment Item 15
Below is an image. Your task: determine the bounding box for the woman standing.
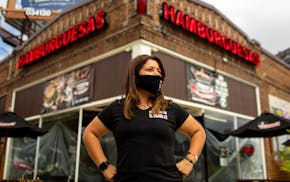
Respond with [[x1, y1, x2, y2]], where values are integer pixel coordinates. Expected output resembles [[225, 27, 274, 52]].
[[83, 55, 206, 182]]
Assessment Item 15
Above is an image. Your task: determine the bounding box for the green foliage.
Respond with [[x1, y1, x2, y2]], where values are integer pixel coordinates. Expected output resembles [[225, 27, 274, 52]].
[[279, 147, 290, 174]]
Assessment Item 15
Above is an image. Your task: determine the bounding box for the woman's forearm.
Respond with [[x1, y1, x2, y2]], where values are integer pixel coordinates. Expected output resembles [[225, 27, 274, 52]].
[[187, 128, 206, 162], [83, 128, 107, 166]]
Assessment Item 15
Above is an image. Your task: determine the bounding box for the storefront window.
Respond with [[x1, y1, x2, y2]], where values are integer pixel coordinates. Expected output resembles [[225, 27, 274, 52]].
[[6, 120, 39, 179], [37, 112, 78, 181], [204, 110, 238, 182], [5, 107, 264, 181], [203, 111, 265, 181], [237, 117, 264, 179]]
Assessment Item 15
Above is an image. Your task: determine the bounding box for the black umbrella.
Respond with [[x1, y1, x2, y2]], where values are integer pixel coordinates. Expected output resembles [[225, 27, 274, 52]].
[[224, 112, 290, 138], [0, 112, 47, 139]]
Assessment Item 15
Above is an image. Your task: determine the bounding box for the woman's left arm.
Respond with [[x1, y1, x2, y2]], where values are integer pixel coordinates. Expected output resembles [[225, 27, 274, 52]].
[[176, 114, 206, 177]]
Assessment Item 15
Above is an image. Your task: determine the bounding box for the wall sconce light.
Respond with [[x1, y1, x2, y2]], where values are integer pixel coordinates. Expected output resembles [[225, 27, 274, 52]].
[[222, 57, 228, 63]]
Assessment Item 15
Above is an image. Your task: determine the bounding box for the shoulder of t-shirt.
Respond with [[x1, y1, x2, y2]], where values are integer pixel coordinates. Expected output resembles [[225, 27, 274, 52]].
[[167, 100, 184, 109], [166, 100, 189, 128], [97, 99, 123, 130], [112, 98, 123, 106], [106, 98, 123, 105], [167, 100, 190, 117], [98, 99, 122, 114]]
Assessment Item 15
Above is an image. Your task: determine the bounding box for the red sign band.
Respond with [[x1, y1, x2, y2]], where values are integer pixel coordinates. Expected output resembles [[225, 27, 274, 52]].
[[17, 10, 106, 69], [162, 3, 261, 66]]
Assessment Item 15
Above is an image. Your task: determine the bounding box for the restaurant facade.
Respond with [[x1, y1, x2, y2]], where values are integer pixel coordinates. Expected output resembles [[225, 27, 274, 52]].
[[0, 0, 289, 181]]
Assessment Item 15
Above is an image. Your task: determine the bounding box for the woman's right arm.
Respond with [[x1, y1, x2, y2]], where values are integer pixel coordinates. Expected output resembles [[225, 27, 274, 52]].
[[82, 116, 116, 181]]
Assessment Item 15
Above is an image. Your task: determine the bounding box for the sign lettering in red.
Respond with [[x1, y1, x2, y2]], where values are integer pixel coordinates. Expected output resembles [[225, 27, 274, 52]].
[[18, 11, 106, 69], [162, 3, 261, 66]]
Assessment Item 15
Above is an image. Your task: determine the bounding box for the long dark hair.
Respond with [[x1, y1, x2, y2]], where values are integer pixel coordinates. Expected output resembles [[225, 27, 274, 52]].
[[123, 55, 168, 119]]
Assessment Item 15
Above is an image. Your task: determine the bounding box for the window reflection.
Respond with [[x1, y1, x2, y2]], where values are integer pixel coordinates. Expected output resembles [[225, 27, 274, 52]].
[[7, 137, 36, 179], [37, 112, 78, 181], [6, 119, 39, 179], [204, 110, 238, 182], [237, 117, 264, 179], [203, 111, 265, 181]]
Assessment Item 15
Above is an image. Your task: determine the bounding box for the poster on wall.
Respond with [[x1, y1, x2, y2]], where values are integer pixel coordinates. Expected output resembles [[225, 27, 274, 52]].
[[268, 95, 290, 153], [42, 65, 94, 113], [269, 95, 290, 119], [186, 64, 229, 108]]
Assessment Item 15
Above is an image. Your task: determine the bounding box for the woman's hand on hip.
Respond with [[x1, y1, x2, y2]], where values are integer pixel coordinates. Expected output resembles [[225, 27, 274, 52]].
[[176, 159, 194, 177], [102, 164, 117, 182]]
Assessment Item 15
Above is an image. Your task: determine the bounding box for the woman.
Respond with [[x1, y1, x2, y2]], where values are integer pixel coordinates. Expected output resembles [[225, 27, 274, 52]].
[[83, 55, 206, 182]]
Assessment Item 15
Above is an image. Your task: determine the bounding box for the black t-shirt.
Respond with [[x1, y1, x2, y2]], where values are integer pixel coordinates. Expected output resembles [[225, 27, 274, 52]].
[[98, 100, 189, 182]]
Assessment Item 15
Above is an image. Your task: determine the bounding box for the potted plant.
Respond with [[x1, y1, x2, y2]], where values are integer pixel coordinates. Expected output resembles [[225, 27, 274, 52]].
[[279, 146, 290, 175]]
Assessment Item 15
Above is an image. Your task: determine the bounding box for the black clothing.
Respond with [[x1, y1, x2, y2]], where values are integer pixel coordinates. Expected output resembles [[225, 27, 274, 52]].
[[98, 100, 189, 182]]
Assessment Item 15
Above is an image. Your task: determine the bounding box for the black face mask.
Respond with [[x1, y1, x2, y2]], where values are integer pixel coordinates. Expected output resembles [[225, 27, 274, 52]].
[[136, 75, 163, 95]]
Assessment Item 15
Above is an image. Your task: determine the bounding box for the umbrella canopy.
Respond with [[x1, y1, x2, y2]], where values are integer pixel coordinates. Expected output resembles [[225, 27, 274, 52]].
[[0, 112, 47, 138], [224, 112, 290, 138]]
